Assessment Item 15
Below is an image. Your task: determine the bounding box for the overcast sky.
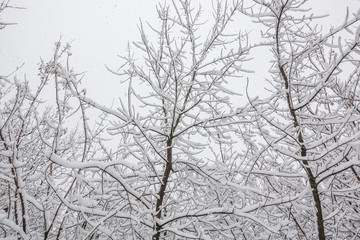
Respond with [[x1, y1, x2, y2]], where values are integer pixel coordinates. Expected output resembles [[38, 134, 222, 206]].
[[1, 0, 359, 104]]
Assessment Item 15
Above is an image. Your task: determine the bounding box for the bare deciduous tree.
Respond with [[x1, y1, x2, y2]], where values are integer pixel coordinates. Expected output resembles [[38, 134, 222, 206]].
[[243, 0, 360, 239], [49, 1, 276, 239], [1, 0, 359, 239]]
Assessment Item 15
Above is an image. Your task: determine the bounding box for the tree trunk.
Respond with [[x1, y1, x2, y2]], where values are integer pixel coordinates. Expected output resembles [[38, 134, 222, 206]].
[[152, 138, 172, 240]]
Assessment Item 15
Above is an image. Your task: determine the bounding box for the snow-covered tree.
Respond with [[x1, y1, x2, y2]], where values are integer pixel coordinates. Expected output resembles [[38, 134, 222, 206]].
[[0, 40, 97, 239], [242, 0, 360, 239], [1, 0, 359, 239], [47, 1, 276, 239]]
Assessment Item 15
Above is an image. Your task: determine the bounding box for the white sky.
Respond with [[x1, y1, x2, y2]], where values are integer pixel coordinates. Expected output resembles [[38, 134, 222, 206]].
[[1, 0, 359, 105]]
